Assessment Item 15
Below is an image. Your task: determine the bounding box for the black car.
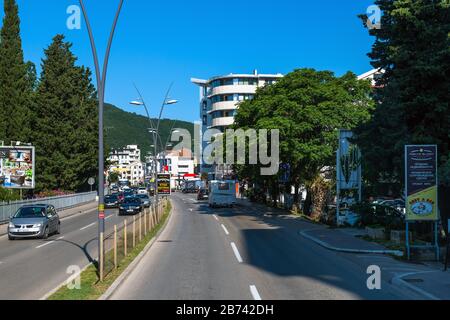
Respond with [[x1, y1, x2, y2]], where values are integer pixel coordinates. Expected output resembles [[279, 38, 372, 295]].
[[136, 194, 151, 208], [119, 197, 143, 216], [105, 194, 120, 208]]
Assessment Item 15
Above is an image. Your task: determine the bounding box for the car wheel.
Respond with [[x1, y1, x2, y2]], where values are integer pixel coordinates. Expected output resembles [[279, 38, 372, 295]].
[[8, 235, 15, 241], [42, 226, 49, 239]]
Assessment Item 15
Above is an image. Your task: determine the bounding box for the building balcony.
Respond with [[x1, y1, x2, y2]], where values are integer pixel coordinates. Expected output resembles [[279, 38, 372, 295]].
[[209, 85, 257, 97], [208, 101, 238, 114], [210, 117, 235, 128]]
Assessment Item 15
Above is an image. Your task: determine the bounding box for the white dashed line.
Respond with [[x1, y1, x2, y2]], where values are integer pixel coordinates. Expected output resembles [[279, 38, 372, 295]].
[[221, 224, 229, 235], [231, 242, 243, 263], [105, 215, 113, 220], [250, 285, 262, 300], [36, 241, 55, 249], [80, 222, 96, 231], [213, 215, 219, 221]]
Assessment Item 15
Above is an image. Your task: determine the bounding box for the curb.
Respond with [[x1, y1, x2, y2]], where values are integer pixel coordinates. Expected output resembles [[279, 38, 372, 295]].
[[98, 204, 173, 300], [299, 230, 404, 257], [391, 271, 440, 300]]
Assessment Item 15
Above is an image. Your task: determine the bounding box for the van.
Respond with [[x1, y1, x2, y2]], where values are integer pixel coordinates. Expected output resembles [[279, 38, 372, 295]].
[[208, 180, 237, 208]]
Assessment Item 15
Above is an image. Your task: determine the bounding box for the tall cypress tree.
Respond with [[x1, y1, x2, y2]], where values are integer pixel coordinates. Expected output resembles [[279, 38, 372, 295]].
[[355, 0, 450, 190], [34, 35, 98, 191], [0, 0, 31, 143]]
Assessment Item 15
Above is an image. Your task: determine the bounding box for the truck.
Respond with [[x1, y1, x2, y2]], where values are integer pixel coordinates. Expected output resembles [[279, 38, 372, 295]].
[[208, 180, 237, 208]]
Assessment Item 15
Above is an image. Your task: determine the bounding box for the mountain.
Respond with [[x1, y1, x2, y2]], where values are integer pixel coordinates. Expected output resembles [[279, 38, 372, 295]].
[[104, 103, 195, 160]]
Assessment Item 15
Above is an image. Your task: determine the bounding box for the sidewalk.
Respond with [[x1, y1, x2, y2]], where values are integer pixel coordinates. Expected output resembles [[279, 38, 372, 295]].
[[0, 200, 98, 237]]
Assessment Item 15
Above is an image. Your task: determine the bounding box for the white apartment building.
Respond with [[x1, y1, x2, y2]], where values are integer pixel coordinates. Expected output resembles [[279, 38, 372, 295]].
[[156, 148, 196, 189], [108, 145, 145, 186], [358, 68, 385, 87], [191, 70, 283, 176]]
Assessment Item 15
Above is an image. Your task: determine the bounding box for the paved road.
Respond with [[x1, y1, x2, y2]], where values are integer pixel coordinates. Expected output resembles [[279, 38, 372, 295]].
[[110, 193, 414, 300], [0, 205, 129, 300]]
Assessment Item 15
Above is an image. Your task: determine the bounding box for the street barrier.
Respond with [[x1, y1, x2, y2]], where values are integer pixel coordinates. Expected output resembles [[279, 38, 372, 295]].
[[0, 192, 97, 223], [101, 197, 169, 280]]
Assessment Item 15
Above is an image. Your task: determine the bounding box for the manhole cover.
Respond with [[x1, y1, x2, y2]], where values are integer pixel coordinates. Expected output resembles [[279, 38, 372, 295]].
[[404, 278, 424, 283]]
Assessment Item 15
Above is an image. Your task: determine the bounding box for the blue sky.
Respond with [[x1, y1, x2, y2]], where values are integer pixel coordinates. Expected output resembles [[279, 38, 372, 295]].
[[1, 0, 376, 123]]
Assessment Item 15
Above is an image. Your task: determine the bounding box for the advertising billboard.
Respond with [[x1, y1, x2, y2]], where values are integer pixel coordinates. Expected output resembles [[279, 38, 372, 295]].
[[337, 130, 361, 190], [0, 146, 35, 189], [405, 145, 438, 221], [157, 173, 171, 195]]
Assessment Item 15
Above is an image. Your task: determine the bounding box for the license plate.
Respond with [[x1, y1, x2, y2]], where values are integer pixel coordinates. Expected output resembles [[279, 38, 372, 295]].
[[128, 209, 134, 212]]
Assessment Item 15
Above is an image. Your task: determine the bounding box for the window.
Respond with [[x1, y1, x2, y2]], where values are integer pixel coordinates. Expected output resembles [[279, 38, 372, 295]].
[[211, 95, 234, 103], [202, 101, 207, 111], [203, 115, 207, 125], [211, 78, 233, 88], [237, 78, 257, 86]]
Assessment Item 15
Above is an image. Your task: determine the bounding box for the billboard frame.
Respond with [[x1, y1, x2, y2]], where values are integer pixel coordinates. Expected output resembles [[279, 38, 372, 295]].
[[404, 145, 439, 261], [0, 145, 35, 190]]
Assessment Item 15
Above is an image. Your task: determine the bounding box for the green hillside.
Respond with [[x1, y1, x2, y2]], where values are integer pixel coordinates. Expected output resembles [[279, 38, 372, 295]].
[[104, 103, 194, 160]]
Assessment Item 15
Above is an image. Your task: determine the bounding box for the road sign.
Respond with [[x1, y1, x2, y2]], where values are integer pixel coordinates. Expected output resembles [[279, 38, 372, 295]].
[[157, 173, 171, 195], [88, 177, 95, 186]]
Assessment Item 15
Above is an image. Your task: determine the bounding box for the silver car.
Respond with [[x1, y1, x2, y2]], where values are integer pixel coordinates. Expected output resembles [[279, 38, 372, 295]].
[[8, 204, 61, 240]]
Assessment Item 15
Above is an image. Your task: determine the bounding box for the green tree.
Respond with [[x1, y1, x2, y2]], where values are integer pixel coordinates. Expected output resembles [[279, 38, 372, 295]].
[[355, 0, 450, 193], [0, 0, 33, 143], [33, 35, 98, 192], [233, 68, 374, 215]]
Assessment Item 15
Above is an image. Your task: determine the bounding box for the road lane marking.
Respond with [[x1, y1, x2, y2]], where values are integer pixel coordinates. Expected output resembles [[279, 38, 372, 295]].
[[80, 222, 96, 231], [231, 242, 243, 263], [105, 215, 113, 220], [35, 236, 64, 249], [213, 215, 219, 221], [36, 241, 55, 249], [250, 285, 262, 300], [189, 209, 193, 212], [221, 224, 229, 235]]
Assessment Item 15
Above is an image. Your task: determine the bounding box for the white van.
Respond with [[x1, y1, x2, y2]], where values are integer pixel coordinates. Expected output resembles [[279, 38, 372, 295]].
[[208, 180, 237, 208]]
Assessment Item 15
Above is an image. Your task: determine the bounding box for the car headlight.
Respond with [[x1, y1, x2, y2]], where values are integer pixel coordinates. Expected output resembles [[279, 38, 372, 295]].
[[8, 222, 15, 228], [33, 224, 42, 228], [119, 207, 124, 210]]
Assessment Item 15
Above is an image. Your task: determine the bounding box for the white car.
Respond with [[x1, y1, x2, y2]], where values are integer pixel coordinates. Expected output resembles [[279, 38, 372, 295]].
[[137, 187, 148, 195]]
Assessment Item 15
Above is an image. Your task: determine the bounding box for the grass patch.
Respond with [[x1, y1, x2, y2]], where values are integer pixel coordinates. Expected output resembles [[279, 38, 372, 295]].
[[359, 235, 406, 260], [48, 201, 172, 300]]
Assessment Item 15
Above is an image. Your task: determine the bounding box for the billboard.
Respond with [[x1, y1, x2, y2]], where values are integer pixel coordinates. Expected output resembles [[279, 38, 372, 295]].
[[157, 173, 171, 195], [0, 146, 35, 189], [405, 145, 438, 221], [337, 130, 361, 190]]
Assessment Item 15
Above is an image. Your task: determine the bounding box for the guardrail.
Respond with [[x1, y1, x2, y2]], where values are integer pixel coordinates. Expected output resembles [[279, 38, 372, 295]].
[[0, 192, 97, 223]]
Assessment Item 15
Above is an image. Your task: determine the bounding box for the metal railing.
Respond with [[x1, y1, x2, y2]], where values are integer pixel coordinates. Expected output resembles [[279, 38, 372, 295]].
[[0, 192, 97, 223]]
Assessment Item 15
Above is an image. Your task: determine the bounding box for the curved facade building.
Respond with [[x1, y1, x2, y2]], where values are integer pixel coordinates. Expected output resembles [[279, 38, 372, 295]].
[[191, 70, 283, 176]]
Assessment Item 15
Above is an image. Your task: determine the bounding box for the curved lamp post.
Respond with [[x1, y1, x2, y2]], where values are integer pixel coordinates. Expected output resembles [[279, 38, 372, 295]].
[[129, 85, 178, 203], [79, 0, 124, 281]]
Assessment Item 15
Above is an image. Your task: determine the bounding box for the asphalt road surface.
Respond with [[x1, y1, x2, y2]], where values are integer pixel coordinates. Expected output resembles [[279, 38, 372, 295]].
[[0, 205, 128, 300], [110, 193, 413, 300]]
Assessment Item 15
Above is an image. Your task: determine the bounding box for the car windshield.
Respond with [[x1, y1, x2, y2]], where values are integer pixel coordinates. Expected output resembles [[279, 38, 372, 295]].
[[105, 195, 118, 201], [124, 198, 140, 204], [14, 207, 46, 218]]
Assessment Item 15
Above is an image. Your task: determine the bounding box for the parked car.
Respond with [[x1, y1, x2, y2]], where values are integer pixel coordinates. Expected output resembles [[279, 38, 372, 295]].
[[8, 204, 60, 240], [137, 194, 151, 208], [119, 197, 144, 216], [105, 194, 120, 208], [197, 188, 209, 201]]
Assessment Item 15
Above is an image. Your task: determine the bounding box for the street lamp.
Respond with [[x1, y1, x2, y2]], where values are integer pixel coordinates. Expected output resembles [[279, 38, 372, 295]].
[[79, 0, 124, 281], [130, 85, 178, 203]]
